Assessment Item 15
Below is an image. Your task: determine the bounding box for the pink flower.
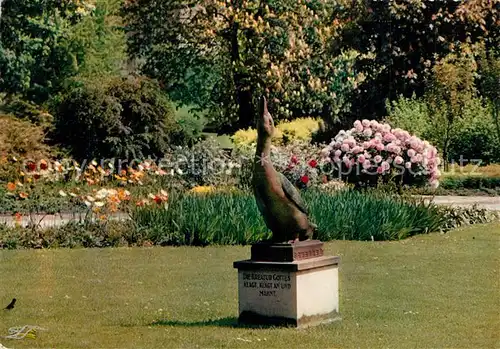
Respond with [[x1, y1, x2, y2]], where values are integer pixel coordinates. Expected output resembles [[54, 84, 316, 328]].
[[341, 144, 350, 152], [407, 149, 416, 158], [334, 149, 342, 157], [381, 161, 390, 171], [362, 119, 371, 127], [411, 156, 418, 163], [291, 155, 299, 164], [405, 162, 412, 169], [383, 133, 396, 142], [376, 144, 385, 151], [363, 160, 372, 169], [374, 155, 382, 163], [352, 146, 363, 154], [358, 154, 366, 163], [320, 148, 330, 158], [394, 156, 404, 165], [354, 120, 363, 132], [376, 166, 384, 174], [363, 128, 373, 137]]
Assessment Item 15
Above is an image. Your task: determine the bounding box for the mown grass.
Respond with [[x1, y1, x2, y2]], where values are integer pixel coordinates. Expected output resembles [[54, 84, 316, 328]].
[[0, 223, 498, 348]]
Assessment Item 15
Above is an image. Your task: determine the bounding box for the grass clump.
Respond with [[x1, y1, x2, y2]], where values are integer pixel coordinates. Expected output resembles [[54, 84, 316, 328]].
[[1, 190, 496, 249]]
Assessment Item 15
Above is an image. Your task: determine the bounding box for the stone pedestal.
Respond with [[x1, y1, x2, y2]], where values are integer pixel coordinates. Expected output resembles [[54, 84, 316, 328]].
[[233, 240, 340, 328]]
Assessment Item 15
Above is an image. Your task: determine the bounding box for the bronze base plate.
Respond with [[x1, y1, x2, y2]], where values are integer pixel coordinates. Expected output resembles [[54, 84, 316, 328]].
[[250, 240, 324, 262]]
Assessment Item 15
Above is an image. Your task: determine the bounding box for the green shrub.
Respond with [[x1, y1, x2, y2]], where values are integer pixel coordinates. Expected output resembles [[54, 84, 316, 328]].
[[441, 176, 500, 190], [51, 76, 179, 160], [447, 101, 500, 164], [170, 105, 208, 147], [385, 93, 430, 137], [385, 95, 500, 164]]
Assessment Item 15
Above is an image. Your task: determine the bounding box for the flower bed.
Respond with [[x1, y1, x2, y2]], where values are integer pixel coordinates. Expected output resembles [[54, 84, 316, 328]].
[[2, 190, 496, 249]]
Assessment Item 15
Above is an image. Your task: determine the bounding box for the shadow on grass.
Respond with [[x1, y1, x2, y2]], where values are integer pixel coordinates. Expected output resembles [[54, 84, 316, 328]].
[[151, 317, 279, 329]]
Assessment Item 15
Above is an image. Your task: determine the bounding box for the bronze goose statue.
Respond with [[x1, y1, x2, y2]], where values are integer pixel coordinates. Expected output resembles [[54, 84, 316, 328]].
[[252, 96, 316, 243]]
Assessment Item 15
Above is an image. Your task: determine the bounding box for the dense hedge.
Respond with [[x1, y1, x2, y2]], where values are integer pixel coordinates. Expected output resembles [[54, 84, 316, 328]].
[[441, 176, 500, 190]]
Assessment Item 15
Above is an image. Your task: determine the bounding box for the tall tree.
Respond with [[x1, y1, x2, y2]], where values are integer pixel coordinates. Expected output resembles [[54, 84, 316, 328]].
[[123, 0, 363, 131], [0, 0, 96, 103], [338, 0, 499, 123]]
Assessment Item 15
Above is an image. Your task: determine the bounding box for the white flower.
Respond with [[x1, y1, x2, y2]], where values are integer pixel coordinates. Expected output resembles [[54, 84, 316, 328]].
[[95, 189, 108, 199], [94, 201, 105, 208], [84, 201, 92, 208], [176, 168, 184, 175], [59, 190, 67, 197]]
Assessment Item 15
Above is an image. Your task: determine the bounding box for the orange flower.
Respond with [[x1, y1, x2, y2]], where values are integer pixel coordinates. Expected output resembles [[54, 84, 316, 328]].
[[19, 192, 29, 199], [7, 182, 16, 191], [40, 159, 48, 170]]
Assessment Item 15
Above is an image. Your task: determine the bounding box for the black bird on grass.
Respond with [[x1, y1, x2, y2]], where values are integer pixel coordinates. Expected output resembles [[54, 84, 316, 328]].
[[4, 298, 16, 310]]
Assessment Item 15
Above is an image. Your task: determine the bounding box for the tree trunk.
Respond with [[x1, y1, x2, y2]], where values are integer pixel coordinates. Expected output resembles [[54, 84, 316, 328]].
[[442, 111, 453, 172], [227, 20, 254, 132]]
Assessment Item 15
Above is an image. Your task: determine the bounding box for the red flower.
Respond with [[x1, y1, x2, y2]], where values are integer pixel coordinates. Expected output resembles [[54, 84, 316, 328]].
[[291, 155, 298, 164], [300, 175, 309, 185], [308, 159, 318, 168], [40, 159, 48, 170], [26, 161, 36, 172]]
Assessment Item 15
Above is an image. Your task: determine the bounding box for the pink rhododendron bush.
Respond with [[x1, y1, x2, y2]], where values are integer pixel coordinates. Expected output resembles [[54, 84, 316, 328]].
[[320, 120, 441, 188]]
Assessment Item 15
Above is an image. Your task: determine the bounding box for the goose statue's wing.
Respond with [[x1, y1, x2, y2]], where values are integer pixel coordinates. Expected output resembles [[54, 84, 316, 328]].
[[279, 172, 308, 214]]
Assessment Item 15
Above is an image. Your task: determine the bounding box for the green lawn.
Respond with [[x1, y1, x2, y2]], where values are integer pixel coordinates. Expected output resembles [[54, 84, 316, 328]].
[[0, 223, 499, 348]]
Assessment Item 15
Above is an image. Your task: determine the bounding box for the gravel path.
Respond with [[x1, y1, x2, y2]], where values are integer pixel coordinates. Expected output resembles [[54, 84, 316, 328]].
[[419, 196, 500, 211], [1, 196, 499, 228]]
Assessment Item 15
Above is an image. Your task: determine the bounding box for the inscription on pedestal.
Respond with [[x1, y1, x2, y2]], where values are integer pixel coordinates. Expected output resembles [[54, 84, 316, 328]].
[[242, 271, 292, 297]]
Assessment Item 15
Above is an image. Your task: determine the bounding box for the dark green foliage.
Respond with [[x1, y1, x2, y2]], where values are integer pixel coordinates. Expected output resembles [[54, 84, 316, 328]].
[[170, 105, 208, 146], [131, 192, 270, 246], [1, 190, 496, 249], [340, 1, 498, 123], [308, 190, 446, 241], [51, 76, 179, 160], [0, 0, 83, 102], [441, 176, 500, 190]]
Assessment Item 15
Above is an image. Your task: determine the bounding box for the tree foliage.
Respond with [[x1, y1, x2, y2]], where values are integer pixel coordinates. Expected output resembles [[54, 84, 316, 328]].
[[339, 0, 499, 123], [52, 76, 178, 160], [123, 0, 363, 131], [0, 0, 127, 104]]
